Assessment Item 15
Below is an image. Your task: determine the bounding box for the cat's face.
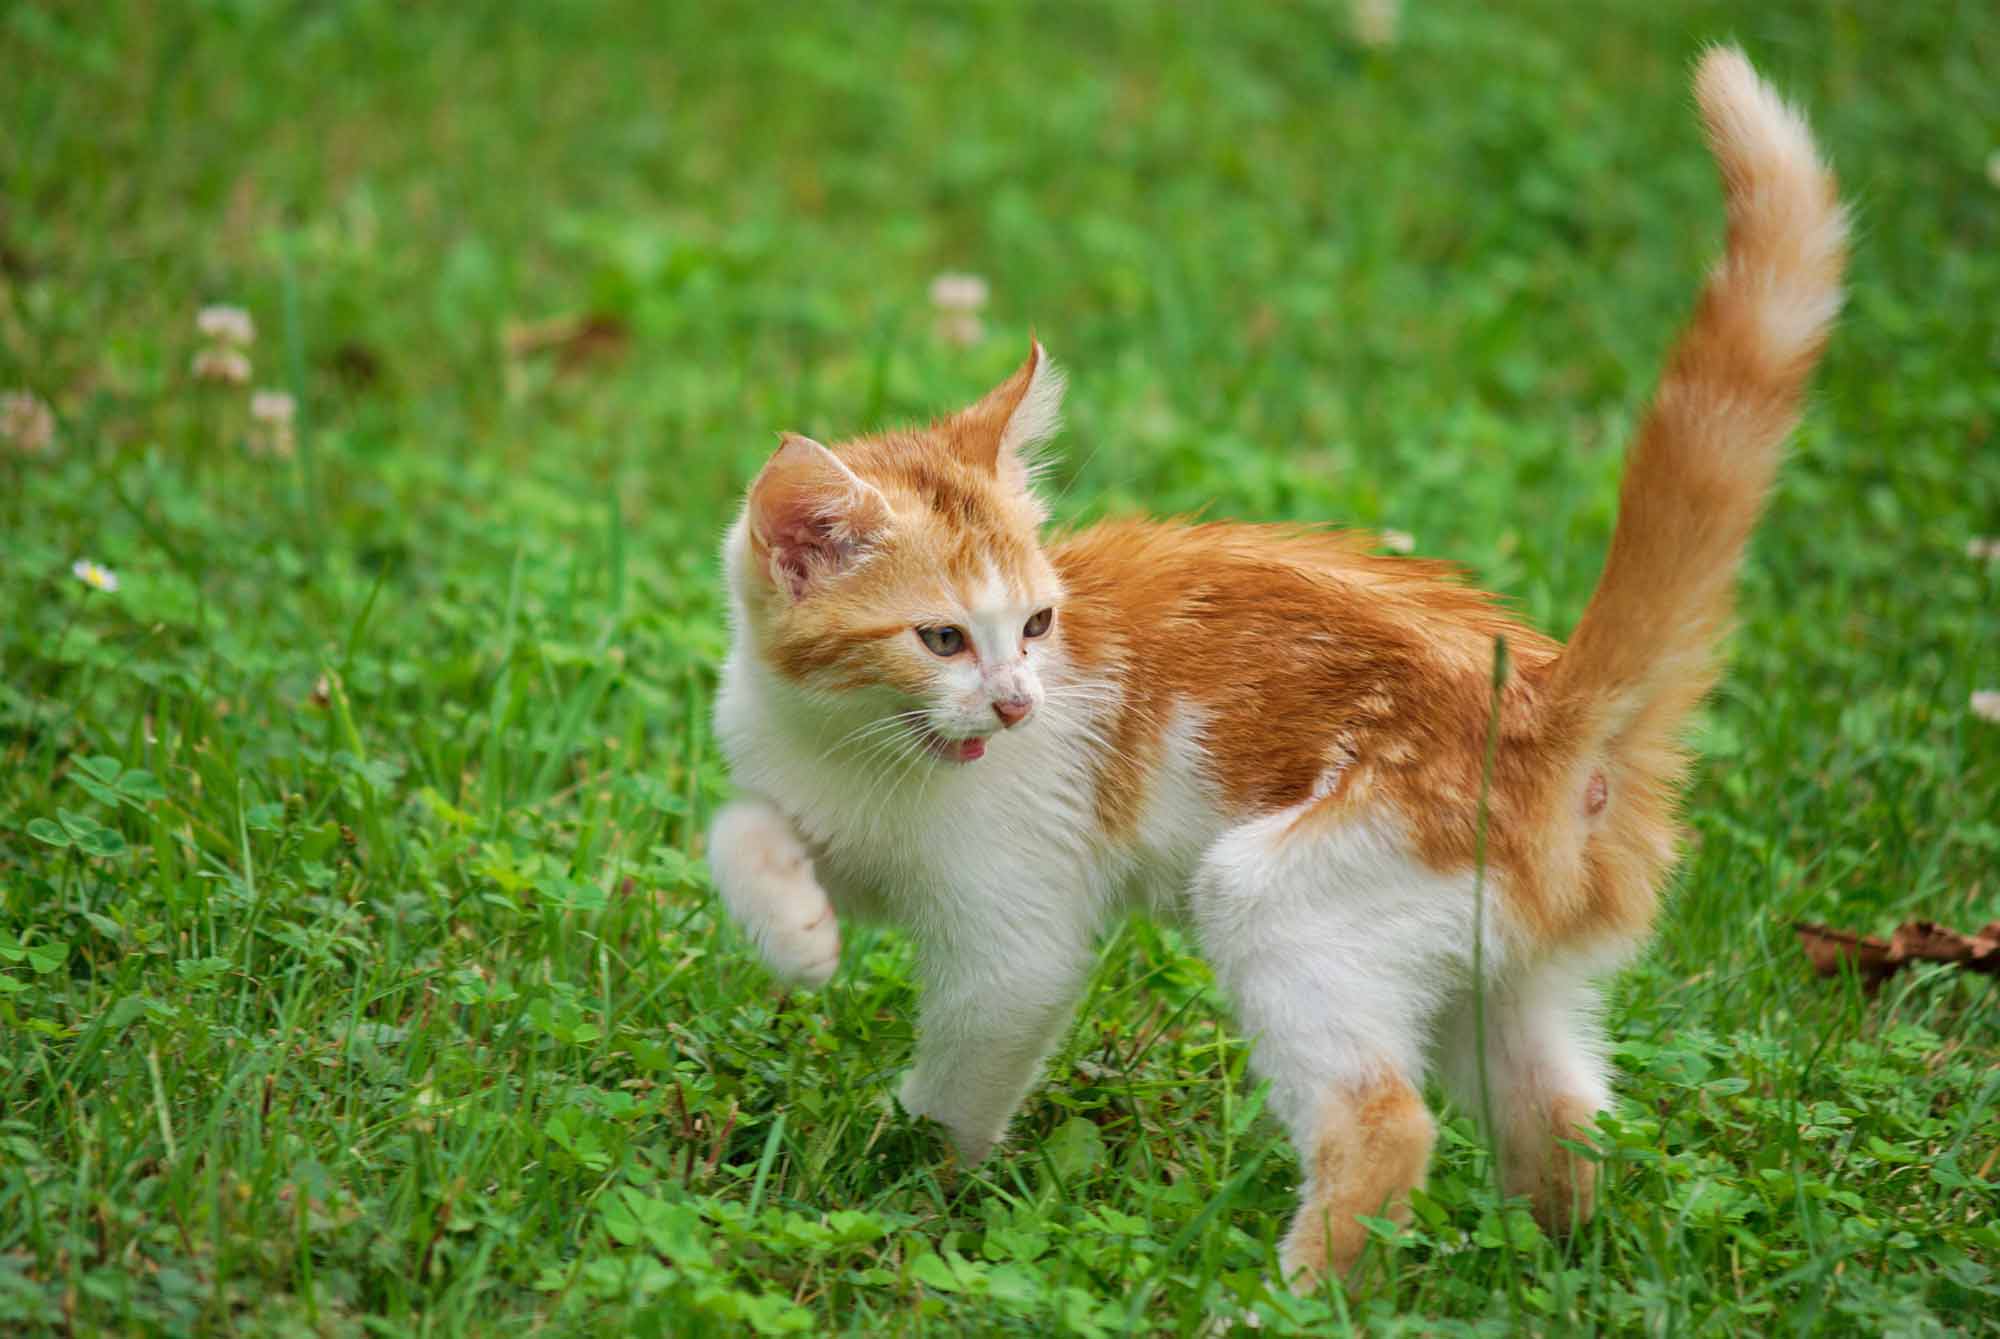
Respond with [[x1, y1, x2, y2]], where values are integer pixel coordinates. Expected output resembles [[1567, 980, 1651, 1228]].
[[729, 344, 1069, 764]]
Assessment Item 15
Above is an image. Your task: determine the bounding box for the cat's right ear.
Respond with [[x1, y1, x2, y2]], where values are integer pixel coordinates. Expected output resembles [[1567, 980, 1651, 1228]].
[[746, 434, 892, 600]]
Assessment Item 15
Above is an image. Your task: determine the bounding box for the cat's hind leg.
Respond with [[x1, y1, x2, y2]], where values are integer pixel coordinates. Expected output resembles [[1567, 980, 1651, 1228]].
[[1436, 963, 1610, 1233], [1193, 806, 1481, 1290], [708, 794, 843, 987]]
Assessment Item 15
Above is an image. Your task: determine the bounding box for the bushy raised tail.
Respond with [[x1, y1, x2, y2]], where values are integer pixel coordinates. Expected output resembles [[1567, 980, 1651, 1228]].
[[1549, 47, 1847, 769]]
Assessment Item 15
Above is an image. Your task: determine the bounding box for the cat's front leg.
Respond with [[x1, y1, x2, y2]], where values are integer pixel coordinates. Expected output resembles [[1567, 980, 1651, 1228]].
[[708, 794, 842, 987], [897, 923, 1094, 1164]]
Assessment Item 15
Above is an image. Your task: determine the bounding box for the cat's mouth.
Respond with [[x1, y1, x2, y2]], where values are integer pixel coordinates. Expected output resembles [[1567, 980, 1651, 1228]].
[[910, 722, 988, 764]]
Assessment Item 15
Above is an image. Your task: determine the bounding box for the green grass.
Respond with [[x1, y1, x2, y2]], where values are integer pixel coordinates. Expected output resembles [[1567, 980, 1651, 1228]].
[[4, 1, 1998, 1333]]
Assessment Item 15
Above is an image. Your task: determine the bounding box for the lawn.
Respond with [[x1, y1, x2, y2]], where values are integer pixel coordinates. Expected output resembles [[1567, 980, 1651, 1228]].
[[3, 1, 1997, 1334]]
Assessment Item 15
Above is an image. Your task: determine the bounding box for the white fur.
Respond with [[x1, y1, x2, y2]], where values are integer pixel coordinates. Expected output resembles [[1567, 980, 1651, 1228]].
[[930, 560, 1047, 736], [708, 794, 841, 986], [1433, 951, 1612, 1146], [713, 581, 1113, 1158], [1000, 344, 1066, 460], [1192, 804, 1515, 1140], [1119, 705, 1224, 917], [1696, 47, 1848, 365], [991, 344, 1066, 508]]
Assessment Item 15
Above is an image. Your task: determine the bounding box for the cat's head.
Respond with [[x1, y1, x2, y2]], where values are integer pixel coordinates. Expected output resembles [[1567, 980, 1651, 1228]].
[[726, 343, 1069, 764]]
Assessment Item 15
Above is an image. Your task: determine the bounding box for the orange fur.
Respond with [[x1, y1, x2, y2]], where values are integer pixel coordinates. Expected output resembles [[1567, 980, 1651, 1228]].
[[741, 381, 1061, 698], [1501, 1090, 1601, 1231], [1536, 49, 1848, 948], [1051, 518, 1561, 854], [1282, 1073, 1435, 1284]]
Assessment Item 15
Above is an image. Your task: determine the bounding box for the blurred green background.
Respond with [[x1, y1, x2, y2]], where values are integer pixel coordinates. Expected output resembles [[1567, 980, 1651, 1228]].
[[3, 2, 1997, 1335]]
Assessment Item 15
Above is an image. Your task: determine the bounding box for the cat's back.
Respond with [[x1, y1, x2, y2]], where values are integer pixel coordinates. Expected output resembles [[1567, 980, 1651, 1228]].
[[1048, 517, 1559, 823], [1050, 516, 1554, 682]]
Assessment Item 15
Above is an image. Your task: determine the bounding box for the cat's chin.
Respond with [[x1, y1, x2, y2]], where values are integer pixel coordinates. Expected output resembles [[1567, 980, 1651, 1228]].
[[911, 724, 988, 764]]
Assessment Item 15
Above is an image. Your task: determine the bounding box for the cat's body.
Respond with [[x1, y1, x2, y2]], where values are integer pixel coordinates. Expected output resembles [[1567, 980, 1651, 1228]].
[[709, 49, 1846, 1286]]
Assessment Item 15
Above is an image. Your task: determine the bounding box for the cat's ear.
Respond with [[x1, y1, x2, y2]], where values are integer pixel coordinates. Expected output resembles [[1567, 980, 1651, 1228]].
[[746, 433, 893, 599], [947, 339, 1065, 494]]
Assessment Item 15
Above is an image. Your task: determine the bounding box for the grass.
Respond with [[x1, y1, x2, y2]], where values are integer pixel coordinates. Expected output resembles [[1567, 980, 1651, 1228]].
[[3, 0, 1997, 1333]]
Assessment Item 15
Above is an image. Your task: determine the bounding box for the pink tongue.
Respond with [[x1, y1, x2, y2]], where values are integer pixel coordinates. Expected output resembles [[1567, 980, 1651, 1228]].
[[954, 737, 987, 762]]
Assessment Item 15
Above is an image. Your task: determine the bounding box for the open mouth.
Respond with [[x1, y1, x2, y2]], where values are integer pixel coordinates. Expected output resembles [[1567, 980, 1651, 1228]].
[[909, 722, 988, 764]]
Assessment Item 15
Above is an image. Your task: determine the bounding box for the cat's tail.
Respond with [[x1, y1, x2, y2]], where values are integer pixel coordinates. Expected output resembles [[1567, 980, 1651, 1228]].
[[1546, 47, 1846, 772]]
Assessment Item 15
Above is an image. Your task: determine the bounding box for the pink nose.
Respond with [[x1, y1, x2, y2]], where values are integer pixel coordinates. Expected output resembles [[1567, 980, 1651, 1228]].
[[992, 697, 1033, 728]]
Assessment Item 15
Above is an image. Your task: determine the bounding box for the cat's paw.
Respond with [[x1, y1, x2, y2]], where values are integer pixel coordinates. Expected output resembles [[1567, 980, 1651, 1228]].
[[759, 889, 841, 987], [709, 798, 842, 987], [895, 1072, 999, 1165]]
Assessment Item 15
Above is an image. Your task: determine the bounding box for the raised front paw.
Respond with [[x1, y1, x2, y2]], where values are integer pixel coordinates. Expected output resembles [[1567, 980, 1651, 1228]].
[[709, 798, 842, 987], [758, 886, 841, 987]]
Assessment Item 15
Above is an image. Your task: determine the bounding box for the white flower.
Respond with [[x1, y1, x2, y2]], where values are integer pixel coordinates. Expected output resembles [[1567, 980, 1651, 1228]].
[[1351, 0, 1400, 48], [250, 389, 296, 425], [929, 274, 990, 347], [935, 312, 985, 347], [1973, 692, 2000, 724], [71, 559, 120, 593], [192, 348, 252, 385], [247, 388, 298, 458], [196, 305, 255, 346], [1967, 537, 2000, 561], [1, 390, 56, 454], [1379, 528, 1416, 554], [929, 273, 990, 313]]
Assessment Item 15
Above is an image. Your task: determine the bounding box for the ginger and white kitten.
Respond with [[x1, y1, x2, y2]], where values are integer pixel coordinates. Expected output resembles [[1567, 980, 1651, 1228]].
[[709, 49, 1845, 1288]]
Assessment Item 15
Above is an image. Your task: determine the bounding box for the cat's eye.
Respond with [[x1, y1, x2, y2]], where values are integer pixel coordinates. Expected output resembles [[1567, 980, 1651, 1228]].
[[917, 625, 966, 657], [1023, 608, 1054, 639]]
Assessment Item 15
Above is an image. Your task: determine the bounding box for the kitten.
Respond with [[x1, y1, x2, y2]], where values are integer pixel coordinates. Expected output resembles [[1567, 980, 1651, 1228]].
[[708, 48, 1845, 1288]]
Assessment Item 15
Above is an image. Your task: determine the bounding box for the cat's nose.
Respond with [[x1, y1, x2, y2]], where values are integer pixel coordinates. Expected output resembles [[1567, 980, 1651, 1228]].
[[992, 696, 1033, 728]]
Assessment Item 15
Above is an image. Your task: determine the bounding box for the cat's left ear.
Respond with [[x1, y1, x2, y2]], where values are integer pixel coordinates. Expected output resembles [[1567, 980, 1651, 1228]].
[[947, 340, 1065, 497], [745, 433, 894, 601]]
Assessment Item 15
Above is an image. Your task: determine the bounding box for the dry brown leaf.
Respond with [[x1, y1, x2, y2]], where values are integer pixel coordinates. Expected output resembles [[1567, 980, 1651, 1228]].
[[502, 312, 630, 369], [1794, 923, 1896, 987], [1795, 918, 2000, 990]]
